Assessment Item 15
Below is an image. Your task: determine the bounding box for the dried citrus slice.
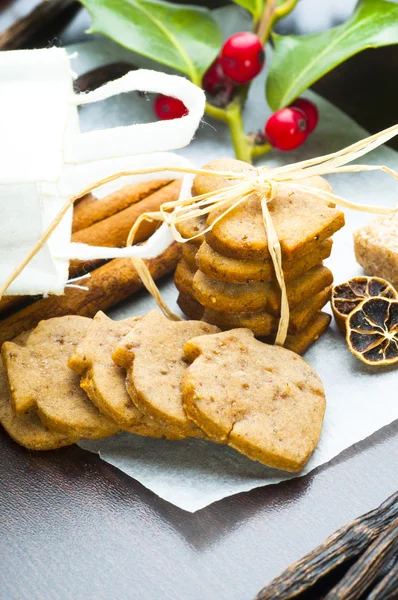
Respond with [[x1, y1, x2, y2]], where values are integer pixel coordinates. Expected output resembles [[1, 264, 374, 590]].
[[346, 297, 398, 365], [332, 276, 398, 332]]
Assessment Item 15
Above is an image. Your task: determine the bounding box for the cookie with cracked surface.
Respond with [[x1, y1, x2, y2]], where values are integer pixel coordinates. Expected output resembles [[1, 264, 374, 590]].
[[196, 239, 333, 284], [0, 331, 78, 450], [193, 265, 333, 315], [68, 312, 182, 439], [203, 285, 332, 336], [2, 316, 118, 439], [112, 310, 219, 438], [182, 328, 326, 471]]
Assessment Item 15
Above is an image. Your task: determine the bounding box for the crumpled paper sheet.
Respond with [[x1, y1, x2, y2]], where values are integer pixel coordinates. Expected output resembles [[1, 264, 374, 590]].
[[74, 6, 398, 512]]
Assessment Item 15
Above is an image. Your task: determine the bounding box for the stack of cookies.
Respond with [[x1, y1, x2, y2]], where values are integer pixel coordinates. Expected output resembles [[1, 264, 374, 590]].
[[175, 159, 345, 354], [0, 310, 326, 472]]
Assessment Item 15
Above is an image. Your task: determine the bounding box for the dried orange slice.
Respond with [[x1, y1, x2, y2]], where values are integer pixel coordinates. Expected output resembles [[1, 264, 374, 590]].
[[331, 276, 398, 332], [346, 297, 398, 365]]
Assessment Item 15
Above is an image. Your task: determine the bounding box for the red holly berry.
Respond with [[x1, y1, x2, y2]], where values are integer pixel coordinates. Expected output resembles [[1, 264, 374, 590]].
[[154, 95, 187, 120], [220, 32, 264, 84], [202, 57, 227, 95], [290, 98, 318, 133], [265, 108, 309, 151]]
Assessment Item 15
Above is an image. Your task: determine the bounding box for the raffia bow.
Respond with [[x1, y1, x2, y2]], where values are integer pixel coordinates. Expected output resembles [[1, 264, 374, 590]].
[[1, 124, 398, 346]]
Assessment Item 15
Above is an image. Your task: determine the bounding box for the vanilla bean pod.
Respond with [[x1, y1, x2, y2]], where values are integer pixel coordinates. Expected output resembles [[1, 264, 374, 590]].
[[366, 558, 398, 600], [73, 62, 137, 94], [0, 0, 79, 50], [256, 490, 398, 600], [324, 519, 398, 599]]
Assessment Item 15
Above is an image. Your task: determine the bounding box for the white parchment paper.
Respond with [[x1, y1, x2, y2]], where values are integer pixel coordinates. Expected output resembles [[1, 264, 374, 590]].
[[74, 8, 398, 511]]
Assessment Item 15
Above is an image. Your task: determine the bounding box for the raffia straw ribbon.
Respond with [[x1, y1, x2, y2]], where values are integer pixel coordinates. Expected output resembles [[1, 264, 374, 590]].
[[1, 125, 398, 346]]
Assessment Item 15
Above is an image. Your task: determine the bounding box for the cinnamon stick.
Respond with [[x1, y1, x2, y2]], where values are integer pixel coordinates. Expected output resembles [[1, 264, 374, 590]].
[[72, 180, 181, 247], [0, 180, 181, 319], [0, 296, 32, 318], [0, 243, 181, 346], [69, 179, 182, 275], [72, 179, 170, 233]]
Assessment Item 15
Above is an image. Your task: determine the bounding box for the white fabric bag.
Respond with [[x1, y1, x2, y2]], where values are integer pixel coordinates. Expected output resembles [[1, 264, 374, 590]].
[[0, 47, 205, 296]]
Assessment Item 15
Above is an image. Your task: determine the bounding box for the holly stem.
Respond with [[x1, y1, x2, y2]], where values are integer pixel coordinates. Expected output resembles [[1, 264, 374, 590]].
[[256, 0, 298, 44], [205, 101, 272, 162], [203, 0, 299, 163], [205, 100, 250, 162], [256, 0, 277, 45], [275, 0, 299, 19], [251, 143, 272, 159], [224, 101, 253, 163]]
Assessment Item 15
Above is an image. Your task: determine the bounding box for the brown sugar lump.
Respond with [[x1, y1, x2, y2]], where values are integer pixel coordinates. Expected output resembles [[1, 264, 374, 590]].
[[353, 213, 398, 289], [181, 328, 326, 471], [204, 175, 344, 261], [0, 332, 78, 451], [177, 292, 204, 320], [174, 259, 196, 297], [263, 312, 332, 355], [68, 312, 181, 439], [112, 310, 219, 438], [2, 316, 119, 439], [192, 265, 333, 315], [196, 239, 333, 284], [203, 285, 332, 336]]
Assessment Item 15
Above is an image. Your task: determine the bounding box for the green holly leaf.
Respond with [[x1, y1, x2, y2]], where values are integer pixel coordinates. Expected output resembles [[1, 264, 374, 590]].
[[231, 0, 264, 22], [267, 0, 398, 110], [79, 0, 222, 85]]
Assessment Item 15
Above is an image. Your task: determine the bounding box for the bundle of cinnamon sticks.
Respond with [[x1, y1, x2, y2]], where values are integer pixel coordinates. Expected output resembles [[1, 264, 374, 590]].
[[0, 178, 182, 345]]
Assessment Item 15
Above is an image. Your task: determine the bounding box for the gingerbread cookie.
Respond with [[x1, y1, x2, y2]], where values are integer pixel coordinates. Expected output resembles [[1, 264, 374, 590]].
[[112, 310, 219, 437], [176, 159, 255, 246], [192, 158, 256, 196], [193, 265, 333, 315], [177, 292, 204, 320], [175, 215, 207, 247], [196, 239, 333, 284], [182, 328, 326, 471], [68, 312, 181, 439], [181, 242, 199, 270], [263, 312, 332, 355], [174, 259, 196, 297], [2, 316, 118, 439], [0, 332, 78, 450], [203, 285, 332, 336], [202, 159, 344, 260]]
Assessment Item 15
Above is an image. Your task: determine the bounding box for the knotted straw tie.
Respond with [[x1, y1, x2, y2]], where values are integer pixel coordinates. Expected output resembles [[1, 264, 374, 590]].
[[1, 124, 398, 346]]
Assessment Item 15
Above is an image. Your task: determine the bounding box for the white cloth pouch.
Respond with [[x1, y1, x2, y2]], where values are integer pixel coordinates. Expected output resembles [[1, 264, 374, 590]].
[[0, 47, 205, 296]]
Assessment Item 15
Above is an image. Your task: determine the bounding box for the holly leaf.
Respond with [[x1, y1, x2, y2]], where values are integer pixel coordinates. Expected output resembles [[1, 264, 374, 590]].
[[79, 0, 222, 84], [267, 0, 398, 110], [231, 0, 264, 21]]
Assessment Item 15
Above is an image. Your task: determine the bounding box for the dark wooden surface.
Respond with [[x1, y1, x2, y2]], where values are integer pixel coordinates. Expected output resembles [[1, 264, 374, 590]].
[[0, 3, 397, 600]]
